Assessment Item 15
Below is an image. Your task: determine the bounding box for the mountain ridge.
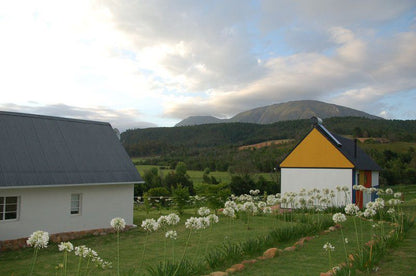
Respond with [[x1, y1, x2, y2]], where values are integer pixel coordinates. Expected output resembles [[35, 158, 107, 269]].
[[175, 100, 381, 126]]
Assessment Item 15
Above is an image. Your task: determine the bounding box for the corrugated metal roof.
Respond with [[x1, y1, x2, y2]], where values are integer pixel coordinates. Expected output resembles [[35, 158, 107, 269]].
[[0, 111, 143, 188], [315, 124, 382, 171]]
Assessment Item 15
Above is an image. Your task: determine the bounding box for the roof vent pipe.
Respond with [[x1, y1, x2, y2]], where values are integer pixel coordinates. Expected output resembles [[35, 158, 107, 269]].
[[311, 116, 323, 126], [354, 138, 358, 159]]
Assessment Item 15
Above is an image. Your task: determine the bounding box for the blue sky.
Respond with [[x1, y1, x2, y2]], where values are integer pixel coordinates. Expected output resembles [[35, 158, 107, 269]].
[[0, 0, 415, 131]]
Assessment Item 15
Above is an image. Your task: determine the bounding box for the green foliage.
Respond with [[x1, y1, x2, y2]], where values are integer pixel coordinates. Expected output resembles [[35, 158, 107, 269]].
[[230, 174, 280, 195], [171, 185, 190, 215], [195, 183, 231, 213]]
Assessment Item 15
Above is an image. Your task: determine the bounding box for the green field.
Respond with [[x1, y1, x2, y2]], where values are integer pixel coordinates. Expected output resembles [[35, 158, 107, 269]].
[[135, 164, 275, 184]]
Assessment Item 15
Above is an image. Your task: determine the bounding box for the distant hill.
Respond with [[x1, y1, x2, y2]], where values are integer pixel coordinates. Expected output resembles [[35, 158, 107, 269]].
[[175, 100, 381, 126]]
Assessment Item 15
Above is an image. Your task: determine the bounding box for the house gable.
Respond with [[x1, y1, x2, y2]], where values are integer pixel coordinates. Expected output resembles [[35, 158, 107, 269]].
[[280, 128, 354, 168]]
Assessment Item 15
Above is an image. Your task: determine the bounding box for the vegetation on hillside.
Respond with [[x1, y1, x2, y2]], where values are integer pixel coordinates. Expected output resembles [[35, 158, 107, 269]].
[[122, 117, 416, 186]]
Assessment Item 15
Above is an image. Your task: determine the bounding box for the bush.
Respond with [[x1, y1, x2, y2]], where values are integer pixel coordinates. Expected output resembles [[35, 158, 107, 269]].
[[172, 185, 190, 215]]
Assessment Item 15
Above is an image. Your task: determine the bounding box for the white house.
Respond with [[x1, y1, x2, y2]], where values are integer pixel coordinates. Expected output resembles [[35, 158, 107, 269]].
[[0, 111, 143, 242], [279, 117, 381, 208]]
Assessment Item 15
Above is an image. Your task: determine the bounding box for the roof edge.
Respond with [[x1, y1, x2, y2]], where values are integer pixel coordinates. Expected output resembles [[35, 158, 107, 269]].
[[0, 181, 145, 190], [0, 110, 111, 127]]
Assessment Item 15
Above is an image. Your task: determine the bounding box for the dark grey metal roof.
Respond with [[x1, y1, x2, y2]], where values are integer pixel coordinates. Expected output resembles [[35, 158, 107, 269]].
[[0, 111, 143, 188], [316, 124, 382, 171]]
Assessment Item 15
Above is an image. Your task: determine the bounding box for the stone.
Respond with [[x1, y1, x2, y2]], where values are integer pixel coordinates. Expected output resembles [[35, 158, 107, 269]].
[[210, 272, 228, 276], [263, 248, 278, 259], [320, 272, 332, 276], [230, 264, 245, 272], [328, 226, 336, 232], [283, 246, 296, 252], [294, 239, 304, 247], [304, 236, 314, 241], [225, 268, 237, 274], [241, 259, 257, 265]]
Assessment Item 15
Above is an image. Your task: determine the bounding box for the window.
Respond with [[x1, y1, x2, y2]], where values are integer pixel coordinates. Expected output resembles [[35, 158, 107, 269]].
[[0, 196, 19, 221], [71, 194, 81, 215]]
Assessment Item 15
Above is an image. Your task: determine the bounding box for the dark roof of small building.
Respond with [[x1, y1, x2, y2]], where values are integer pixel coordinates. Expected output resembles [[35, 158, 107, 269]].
[[315, 124, 382, 171], [0, 111, 143, 188]]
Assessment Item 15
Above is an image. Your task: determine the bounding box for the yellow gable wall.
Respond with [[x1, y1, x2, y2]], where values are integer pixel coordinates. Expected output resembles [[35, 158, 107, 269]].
[[280, 128, 354, 168]]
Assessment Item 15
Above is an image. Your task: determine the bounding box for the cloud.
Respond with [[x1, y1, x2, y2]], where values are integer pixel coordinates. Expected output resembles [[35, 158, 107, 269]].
[[164, 26, 416, 119], [0, 103, 156, 131]]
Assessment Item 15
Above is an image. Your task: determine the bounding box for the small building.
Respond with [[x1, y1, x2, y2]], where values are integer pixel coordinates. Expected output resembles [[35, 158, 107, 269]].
[[279, 117, 381, 207], [0, 111, 143, 242]]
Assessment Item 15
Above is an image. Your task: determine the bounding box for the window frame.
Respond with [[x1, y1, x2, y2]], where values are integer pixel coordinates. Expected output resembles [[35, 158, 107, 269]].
[[70, 193, 82, 215], [0, 196, 20, 222]]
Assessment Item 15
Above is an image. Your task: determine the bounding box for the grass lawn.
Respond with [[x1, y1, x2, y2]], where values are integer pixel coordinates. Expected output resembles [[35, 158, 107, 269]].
[[0, 208, 297, 276]]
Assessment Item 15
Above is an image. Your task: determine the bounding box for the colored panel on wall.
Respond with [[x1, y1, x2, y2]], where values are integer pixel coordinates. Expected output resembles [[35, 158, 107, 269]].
[[280, 129, 354, 168]]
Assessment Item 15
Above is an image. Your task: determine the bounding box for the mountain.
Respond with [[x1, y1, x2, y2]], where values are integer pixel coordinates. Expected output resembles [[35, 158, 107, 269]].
[[175, 100, 382, 126], [175, 116, 224, 126]]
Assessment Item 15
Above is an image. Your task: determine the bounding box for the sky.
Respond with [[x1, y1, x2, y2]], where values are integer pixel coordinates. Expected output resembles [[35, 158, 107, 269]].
[[1, 0, 415, 131]]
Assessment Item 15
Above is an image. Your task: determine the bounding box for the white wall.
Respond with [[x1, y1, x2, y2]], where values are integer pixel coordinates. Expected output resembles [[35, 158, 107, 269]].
[[0, 184, 134, 241], [372, 171, 379, 187], [281, 168, 353, 206]]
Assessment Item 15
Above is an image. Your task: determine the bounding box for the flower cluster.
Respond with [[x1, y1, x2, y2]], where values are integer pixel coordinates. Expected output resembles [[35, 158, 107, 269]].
[[198, 207, 211, 216], [110, 217, 126, 231], [165, 230, 177, 240], [222, 207, 236, 218], [185, 216, 210, 230], [332, 213, 347, 224], [27, 230, 49, 248], [74, 245, 111, 269], [58, 241, 73, 252], [249, 189, 260, 196], [344, 203, 359, 215], [323, 242, 335, 252], [141, 218, 159, 232]]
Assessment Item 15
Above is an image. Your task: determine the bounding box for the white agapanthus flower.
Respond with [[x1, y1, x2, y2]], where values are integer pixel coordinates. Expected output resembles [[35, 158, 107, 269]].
[[141, 218, 159, 232], [263, 207, 272, 214], [200, 217, 210, 229], [341, 186, 349, 192], [26, 230, 49, 248], [266, 195, 277, 206], [345, 203, 359, 215], [224, 200, 238, 210], [394, 192, 402, 199], [257, 201, 266, 208], [249, 189, 260, 196], [243, 201, 258, 214], [344, 238, 348, 244], [388, 198, 401, 206], [185, 217, 201, 230], [110, 217, 126, 231], [198, 207, 211, 216], [207, 214, 219, 224], [167, 213, 180, 225], [332, 213, 347, 224], [58, 241, 74, 252], [157, 215, 169, 227], [223, 207, 236, 218], [75, 245, 89, 258], [165, 230, 177, 240], [385, 188, 393, 195], [363, 208, 376, 218], [92, 256, 112, 269], [387, 208, 395, 216], [323, 242, 335, 252]]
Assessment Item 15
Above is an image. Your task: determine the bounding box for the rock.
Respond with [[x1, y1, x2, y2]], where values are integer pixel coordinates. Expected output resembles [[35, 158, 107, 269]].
[[263, 248, 278, 258], [294, 239, 304, 247], [320, 272, 332, 276], [304, 236, 314, 241], [284, 246, 296, 252], [225, 268, 237, 274], [241, 259, 257, 265], [210, 272, 228, 276], [230, 264, 245, 272], [328, 226, 336, 232], [334, 224, 342, 229]]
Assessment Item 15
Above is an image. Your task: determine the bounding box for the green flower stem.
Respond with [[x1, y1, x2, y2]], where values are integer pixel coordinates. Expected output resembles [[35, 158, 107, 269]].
[[173, 229, 192, 276], [340, 227, 349, 263], [76, 255, 82, 276], [139, 232, 150, 270], [171, 239, 175, 263], [63, 251, 68, 276], [29, 247, 39, 276], [117, 230, 120, 276], [353, 216, 360, 253]]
